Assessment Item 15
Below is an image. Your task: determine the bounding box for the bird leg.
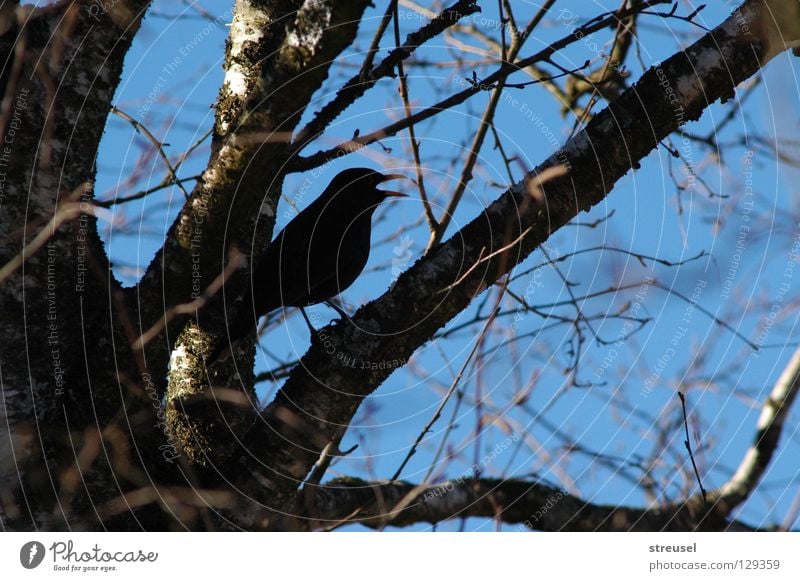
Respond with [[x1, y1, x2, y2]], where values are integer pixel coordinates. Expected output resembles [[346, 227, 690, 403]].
[[324, 299, 351, 323], [299, 306, 318, 336]]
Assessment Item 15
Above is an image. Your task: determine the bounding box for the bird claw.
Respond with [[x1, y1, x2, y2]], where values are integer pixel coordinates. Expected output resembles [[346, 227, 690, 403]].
[[308, 328, 325, 348], [324, 300, 352, 324]]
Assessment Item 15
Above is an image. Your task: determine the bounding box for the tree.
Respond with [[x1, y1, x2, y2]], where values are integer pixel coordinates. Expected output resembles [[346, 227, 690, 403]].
[[1, 0, 799, 531]]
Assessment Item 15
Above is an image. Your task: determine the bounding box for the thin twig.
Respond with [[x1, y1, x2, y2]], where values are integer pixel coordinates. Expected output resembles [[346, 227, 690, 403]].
[[291, 0, 480, 151], [132, 249, 245, 350], [358, 1, 397, 79], [426, 0, 557, 251], [568, 0, 634, 137], [95, 175, 201, 208], [291, 0, 668, 172], [391, 283, 508, 482], [437, 228, 531, 294], [650, 281, 759, 350], [302, 435, 358, 527], [678, 391, 708, 506], [110, 106, 190, 200], [393, 1, 438, 235]]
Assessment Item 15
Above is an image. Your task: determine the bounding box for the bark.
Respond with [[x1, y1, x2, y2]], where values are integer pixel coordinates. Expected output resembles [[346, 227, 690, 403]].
[[153, 0, 372, 476], [0, 0, 153, 531], [296, 477, 754, 531]]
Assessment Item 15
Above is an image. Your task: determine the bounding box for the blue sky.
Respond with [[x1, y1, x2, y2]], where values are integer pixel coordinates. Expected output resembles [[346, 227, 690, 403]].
[[92, 1, 800, 530]]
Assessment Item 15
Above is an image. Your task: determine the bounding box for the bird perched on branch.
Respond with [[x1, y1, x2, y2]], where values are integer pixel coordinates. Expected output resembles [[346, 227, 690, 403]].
[[209, 167, 407, 363]]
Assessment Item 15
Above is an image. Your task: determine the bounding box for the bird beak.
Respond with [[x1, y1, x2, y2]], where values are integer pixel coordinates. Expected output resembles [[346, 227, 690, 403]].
[[378, 173, 410, 198]]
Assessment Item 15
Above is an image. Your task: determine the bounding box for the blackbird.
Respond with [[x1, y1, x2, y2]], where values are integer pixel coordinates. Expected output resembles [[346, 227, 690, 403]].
[[209, 167, 407, 362]]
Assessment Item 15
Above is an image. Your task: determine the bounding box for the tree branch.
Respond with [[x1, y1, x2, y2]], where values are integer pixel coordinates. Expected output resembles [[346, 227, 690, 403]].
[[0, 0, 154, 530], [290, 0, 481, 151], [712, 344, 800, 514], [134, 0, 371, 361], [144, 0, 374, 473], [289, 0, 671, 171], [295, 476, 759, 531]]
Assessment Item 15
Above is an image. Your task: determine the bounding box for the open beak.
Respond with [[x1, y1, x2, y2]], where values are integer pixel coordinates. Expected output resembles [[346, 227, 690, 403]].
[[378, 173, 411, 198]]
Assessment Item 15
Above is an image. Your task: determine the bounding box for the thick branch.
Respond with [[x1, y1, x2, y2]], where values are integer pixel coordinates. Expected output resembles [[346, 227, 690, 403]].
[[144, 0, 373, 473], [0, 0, 153, 529], [298, 477, 756, 531]]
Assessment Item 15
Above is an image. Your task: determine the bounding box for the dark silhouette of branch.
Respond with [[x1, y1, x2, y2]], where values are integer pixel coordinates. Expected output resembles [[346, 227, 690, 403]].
[[291, 0, 481, 151], [290, 0, 671, 171], [297, 476, 758, 531], [678, 391, 709, 506]]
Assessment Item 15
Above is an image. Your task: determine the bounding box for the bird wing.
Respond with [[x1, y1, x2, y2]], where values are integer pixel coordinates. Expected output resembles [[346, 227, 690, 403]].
[[258, 210, 331, 308], [251, 187, 365, 310], [251, 226, 306, 312]]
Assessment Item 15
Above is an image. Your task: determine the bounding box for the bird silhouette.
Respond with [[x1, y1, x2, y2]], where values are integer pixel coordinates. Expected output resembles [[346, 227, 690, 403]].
[[209, 167, 407, 363]]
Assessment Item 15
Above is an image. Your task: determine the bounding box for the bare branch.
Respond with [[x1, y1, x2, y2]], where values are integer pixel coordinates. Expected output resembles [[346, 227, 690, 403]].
[[299, 476, 758, 531], [712, 345, 800, 513], [291, 0, 481, 151], [291, 0, 670, 171]]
